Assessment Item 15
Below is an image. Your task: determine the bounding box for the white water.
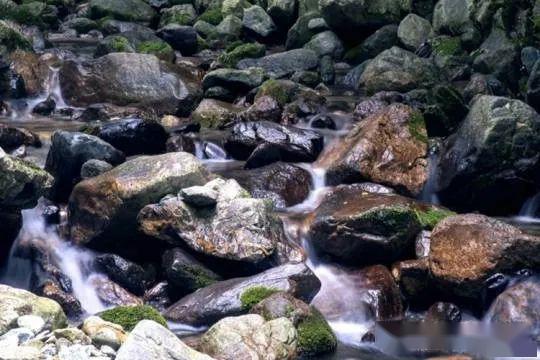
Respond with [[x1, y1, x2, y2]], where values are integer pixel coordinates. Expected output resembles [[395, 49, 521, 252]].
[[515, 192, 540, 223], [419, 151, 440, 204]]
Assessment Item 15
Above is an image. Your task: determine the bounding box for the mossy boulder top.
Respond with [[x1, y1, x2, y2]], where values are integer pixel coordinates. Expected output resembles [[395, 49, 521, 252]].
[[88, 0, 156, 23], [317, 103, 428, 196]]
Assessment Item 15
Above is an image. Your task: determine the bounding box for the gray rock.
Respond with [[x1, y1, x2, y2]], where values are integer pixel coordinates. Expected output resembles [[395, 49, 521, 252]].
[[397, 14, 433, 51], [304, 30, 344, 59], [242, 5, 276, 38], [521, 47, 540, 74], [202, 67, 265, 92], [237, 49, 319, 78], [16, 315, 45, 334], [159, 4, 197, 27], [344, 24, 398, 65], [286, 12, 324, 50], [80, 159, 113, 179], [179, 185, 219, 207], [267, 0, 297, 30], [473, 28, 519, 86], [82, 316, 126, 350], [88, 0, 156, 22], [216, 15, 243, 39], [432, 0, 480, 47]]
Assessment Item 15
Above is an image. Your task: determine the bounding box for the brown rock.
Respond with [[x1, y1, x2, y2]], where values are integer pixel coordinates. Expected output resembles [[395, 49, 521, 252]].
[[487, 278, 540, 327], [391, 259, 432, 303], [316, 103, 428, 196], [90, 276, 142, 307], [9, 50, 50, 97]]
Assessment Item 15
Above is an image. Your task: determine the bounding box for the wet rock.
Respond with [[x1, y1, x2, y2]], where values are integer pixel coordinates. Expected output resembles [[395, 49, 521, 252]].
[[59, 53, 201, 116], [0, 148, 53, 209], [91, 276, 142, 307], [317, 103, 428, 196], [80, 159, 113, 179], [250, 292, 311, 324], [88, 0, 156, 22], [426, 302, 461, 322], [225, 121, 324, 168], [31, 97, 56, 116], [115, 320, 213, 360], [138, 178, 284, 264], [164, 262, 320, 325], [0, 125, 41, 152], [8, 50, 49, 97], [95, 254, 150, 296], [428, 214, 540, 298], [45, 131, 125, 201], [0, 284, 67, 335], [242, 5, 276, 39], [307, 185, 422, 265], [162, 247, 221, 294], [522, 47, 540, 74], [68, 152, 209, 247], [86, 117, 168, 156], [191, 99, 242, 129], [179, 185, 219, 207], [437, 96, 540, 215], [39, 281, 83, 318], [157, 24, 198, 55], [202, 67, 265, 93], [82, 316, 127, 350], [216, 15, 243, 40], [225, 162, 311, 208], [359, 47, 440, 94], [243, 95, 282, 123], [200, 314, 297, 359], [143, 282, 173, 310], [391, 259, 431, 303], [237, 49, 319, 78], [165, 134, 196, 154]]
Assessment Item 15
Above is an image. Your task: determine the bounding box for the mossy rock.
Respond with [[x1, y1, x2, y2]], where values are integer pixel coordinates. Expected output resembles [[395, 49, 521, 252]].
[[218, 42, 265, 67], [198, 7, 223, 25], [431, 36, 463, 57], [99, 305, 168, 332], [408, 111, 428, 144], [297, 307, 337, 356], [136, 40, 174, 62], [256, 79, 297, 106], [414, 207, 456, 230], [160, 4, 197, 27], [240, 286, 279, 310], [95, 35, 135, 56], [0, 20, 32, 54], [0, 0, 17, 19]]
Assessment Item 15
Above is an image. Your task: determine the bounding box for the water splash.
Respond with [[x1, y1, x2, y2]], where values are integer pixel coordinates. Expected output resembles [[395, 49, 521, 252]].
[[515, 192, 540, 223]]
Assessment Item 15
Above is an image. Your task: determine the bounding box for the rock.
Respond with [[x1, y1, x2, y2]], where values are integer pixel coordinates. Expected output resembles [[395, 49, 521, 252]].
[[88, 0, 156, 22], [225, 162, 311, 208], [225, 121, 324, 168], [115, 320, 213, 360], [250, 292, 311, 324], [138, 178, 284, 263], [178, 185, 219, 207], [317, 103, 428, 196], [8, 50, 49, 97], [319, 0, 409, 34], [242, 5, 276, 39], [191, 99, 242, 129], [216, 15, 243, 40], [32, 97, 56, 116], [164, 262, 320, 325], [16, 315, 45, 334], [267, 0, 297, 30], [306, 185, 422, 265], [159, 4, 197, 27], [202, 67, 265, 92], [157, 24, 198, 55], [59, 53, 201, 116], [237, 49, 319, 78], [143, 282, 173, 311], [162, 247, 221, 294], [68, 152, 209, 247], [86, 117, 168, 156], [243, 95, 282, 122], [45, 131, 125, 201], [95, 254, 150, 296], [80, 159, 113, 179], [426, 302, 461, 322], [0, 284, 67, 335], [222, 0, 251, 17], [200, 314, 297, 359], [437, 96, 540, 215], [39, 281, 83, 318], [91, 276, 143, 307], [527, 60, 540, 112], [0, 125, 40, 152], [359, 47, 440, 94], [82, 316, 127, 350], [344, 25, 397, 65], [397, 14, 433, 51], [0, 21, 32, 54], [391, 259, 432, 303], [304, 30, 343, 59], [432, 0, 479, 48], [0, 148, 53, 209], [286, 12, 324, 50], [463, 73, 507, 103], [428, 214, 540, 298], [522, 47, 540, 74]]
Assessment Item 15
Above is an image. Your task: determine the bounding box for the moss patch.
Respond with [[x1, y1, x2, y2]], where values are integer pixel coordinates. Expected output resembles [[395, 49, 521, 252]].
[[432, 37, 462, 57], [414, 208, 455, 230], [136, 40, 174, 61], [408, 111, 428, 144], [240, 286, 278, 310], [0, 21, 32, 53], [256, 79, 293, 106], [109, 35, 132, 52], [218, 42, 265, 67], [99, 305, 168, 331], [297, 308, 337, 356], [198, 7, 223, 25]]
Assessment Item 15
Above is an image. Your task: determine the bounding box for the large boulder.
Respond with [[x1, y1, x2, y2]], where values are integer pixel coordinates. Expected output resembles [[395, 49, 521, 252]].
[[59, 53, 201, 116], [359, 47, 440, 94], [0, 148, 53, 209], [157, 24, 198, 56], [164, 262, 320, 325], [138, 178, 285, 264], [428, 214, 540, 298], [306, 185, 423, 265], [0, 284, 67, 335], [200, 315, 297, 359], [45, 131, 125, 201], [437, 96, 540, 215], [68, 152, 209, 247], [224, 121, 324, 168], [88, 0, 156, 22], [242, 5, 277, 39], [237, 49, 319, 78], [316, 103, 428, 196], [116, 320, 213, 360]]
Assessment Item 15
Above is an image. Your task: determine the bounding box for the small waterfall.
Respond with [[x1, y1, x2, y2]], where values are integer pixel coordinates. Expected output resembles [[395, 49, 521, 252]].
[[516, 192, 540, 222], [419, 148, 441, 205]]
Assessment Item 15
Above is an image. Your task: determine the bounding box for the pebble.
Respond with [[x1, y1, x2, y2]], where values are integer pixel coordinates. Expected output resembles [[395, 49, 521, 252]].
[[17, 315, 45, 334]]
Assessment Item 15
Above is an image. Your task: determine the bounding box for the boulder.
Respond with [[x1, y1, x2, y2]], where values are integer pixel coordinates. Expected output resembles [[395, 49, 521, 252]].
[[68, 152, 209, 247], [0, 148, 53, 209], [88, 0, 156, 22], [0, 284, 67, 335], [316, 103, 428, 196], [304, 30, 343, 59], [95, 254, 150, 296], [164, 262, 320, 325], [344, 24, 397, 65], [157, 24, 198, 55], [242, 5, 277, 39], [432, 0, 480, 48], [191, 99, 242, 129], [0, 125, 40, 153], [250, 292, 311, 324], [359, 47, 440, 94], [237, 49, 319, 78], [202, 67, 265, 92], [91, 276, 143, 307], [115, 320, 213, 360], [428, 214, 540, 298], [216, 15, 243, 40], [80, 160, 113, 179], [159, 4, 197, 27], [200, 314, 297, 359], [8, 50, 49, 97], [437, 96, 540, 215], [59, 53, 201, 116], [286, 12, 324, 50], [397, 14, 433, 51], [45, 131, 125, 201], [138, 178, 285, 264], [267, 0, 297, 30], [82, 316, 127, 350], [306, 185, 422, 265], [224, 121, 324, 168]]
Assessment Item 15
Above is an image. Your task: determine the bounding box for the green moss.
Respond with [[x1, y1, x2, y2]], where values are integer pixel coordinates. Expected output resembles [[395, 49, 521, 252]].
[[0, 21, 32, 53], [408, 111, 428, 144], [197, 35, 209, 51], [182, 265, 218, 288], [109, 35, 132, 52], [218, 42, 265, 67], [297, 308, 337, 356], [99, 305, 168, 331], [257, 79, 291, 106], [414, 208, 455, 230], [11, 2, 46, 27], [136, 40, 174, 61], [198, 7, 223, 25], [240, 286, 278, 310], [432, 37, 462, 57]]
